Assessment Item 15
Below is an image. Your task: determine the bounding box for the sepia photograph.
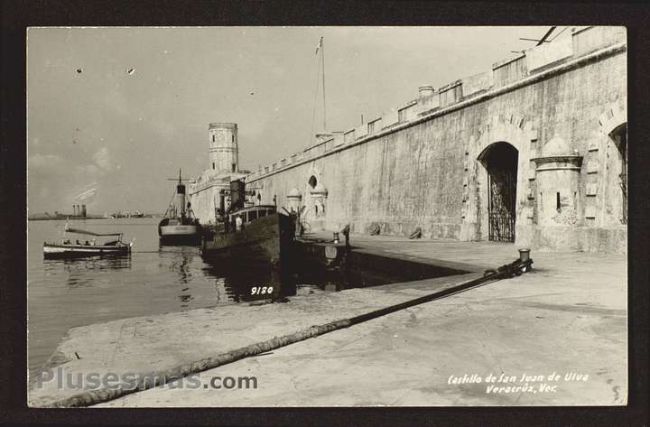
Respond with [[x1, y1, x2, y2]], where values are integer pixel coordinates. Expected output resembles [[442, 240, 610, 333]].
[[25, 25, 628, 408]]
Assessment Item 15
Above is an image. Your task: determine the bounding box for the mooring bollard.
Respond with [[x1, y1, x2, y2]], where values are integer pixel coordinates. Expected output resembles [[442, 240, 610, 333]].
[[518, 248, 532, 272], [518, 248, 530, 262]]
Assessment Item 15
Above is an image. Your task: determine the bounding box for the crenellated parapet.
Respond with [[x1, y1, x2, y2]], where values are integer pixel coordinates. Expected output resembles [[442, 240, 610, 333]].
[[245, 26, 626, 184]]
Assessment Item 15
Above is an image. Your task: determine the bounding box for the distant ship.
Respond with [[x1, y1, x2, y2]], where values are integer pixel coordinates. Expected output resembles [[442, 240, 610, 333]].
[[110, 210, 145, 218], [158, 170, 202, 245]]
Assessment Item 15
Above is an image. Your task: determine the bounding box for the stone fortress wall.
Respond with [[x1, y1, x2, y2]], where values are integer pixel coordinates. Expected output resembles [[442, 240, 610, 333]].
[[196, 27, 628, 253]]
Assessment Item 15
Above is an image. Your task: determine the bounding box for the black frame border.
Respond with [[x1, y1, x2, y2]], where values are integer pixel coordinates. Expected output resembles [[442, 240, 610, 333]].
[[1, 1, 648, 426]]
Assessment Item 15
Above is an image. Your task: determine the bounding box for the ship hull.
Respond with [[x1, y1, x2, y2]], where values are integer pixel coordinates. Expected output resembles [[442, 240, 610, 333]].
[[43, 243, 131, 259], [158, 223, 202, 245], [201, 213, 294, 266]]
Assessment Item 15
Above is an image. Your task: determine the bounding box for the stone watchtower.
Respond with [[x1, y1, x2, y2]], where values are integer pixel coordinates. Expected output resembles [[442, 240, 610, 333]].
[[208, 123, 239, 175]]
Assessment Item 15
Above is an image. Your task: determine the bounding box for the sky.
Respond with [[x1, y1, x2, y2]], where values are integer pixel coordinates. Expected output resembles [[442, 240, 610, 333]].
[[27, 26, 560, 215]]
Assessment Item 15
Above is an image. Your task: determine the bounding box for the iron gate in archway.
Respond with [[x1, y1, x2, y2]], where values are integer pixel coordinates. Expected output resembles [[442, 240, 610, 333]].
[[481, 142, 518, 242]]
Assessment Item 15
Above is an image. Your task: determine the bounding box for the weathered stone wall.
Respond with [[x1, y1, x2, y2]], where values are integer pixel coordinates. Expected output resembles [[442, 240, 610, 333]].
[[189, 180, 222, 225], [240, 27, 627, 253]]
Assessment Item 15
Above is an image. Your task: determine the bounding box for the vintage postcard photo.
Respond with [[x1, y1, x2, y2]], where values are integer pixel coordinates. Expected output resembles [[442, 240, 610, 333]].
[[26, 26, 627, 407]]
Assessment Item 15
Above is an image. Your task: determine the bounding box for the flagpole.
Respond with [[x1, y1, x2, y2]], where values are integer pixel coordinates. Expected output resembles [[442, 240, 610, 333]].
[[321, 36, 326, 131]]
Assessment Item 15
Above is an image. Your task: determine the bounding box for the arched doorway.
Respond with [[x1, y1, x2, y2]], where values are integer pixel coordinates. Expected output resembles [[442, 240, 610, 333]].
[[610, 123, 627, 224], [478, 142, 519, 242]]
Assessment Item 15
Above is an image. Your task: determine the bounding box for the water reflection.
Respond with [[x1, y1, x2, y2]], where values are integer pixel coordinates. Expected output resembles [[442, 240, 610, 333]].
[[161, 247, 193, 279], [159, 245, 200, 308], [201, 259, 291, 303], [42, 255, 133, 289], [44, 254, 132, 272]]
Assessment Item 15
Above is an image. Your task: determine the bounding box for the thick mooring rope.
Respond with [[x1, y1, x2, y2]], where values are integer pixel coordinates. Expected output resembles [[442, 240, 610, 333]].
[[47, 258, 532, 408]]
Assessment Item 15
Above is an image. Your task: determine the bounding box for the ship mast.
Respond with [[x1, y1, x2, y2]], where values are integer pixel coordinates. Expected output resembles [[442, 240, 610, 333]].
[[312, 36, 327, 136], [320, 36, 326, 131]]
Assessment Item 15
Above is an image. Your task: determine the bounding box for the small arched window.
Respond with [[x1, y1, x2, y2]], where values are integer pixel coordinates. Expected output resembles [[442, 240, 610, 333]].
[[308, 175, 317, 189]]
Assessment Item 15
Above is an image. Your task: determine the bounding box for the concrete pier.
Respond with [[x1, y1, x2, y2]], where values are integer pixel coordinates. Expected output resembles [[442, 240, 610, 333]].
[[28, 234, 626, 407]]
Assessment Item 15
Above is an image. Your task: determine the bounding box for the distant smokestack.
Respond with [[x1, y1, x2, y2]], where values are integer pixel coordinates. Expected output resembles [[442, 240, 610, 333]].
[[82, 205, 87, 218], [73, 205, 77, 216]]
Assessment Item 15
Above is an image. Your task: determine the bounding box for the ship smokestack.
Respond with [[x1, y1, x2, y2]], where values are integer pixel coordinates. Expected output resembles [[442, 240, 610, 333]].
[[82, 205, 87, 218], [176, 183, 186, 217], [172, 169, 186, 218], [229, 180, 245, 212]]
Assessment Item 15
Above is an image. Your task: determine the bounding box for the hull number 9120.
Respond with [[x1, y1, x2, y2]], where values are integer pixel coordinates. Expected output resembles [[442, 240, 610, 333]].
[[251, 286, 273, 295]]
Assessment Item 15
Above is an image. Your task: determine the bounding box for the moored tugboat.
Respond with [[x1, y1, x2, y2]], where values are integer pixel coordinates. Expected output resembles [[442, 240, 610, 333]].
[[201, 179, 295, 265], [201, 179, 297, 298]]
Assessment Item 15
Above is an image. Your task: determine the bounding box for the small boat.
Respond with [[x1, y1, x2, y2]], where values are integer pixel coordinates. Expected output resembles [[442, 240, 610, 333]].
[[158, 169, 202, 245], [43, 224, 132, 259]]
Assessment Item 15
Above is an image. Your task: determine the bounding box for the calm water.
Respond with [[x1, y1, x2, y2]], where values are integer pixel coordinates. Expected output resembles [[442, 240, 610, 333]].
[[27, 218, 279, 374]]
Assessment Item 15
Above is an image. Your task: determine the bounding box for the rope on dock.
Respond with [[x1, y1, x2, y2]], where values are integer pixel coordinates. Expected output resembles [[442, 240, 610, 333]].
[[46, 258, 532, 408], [131, 250, 200, 254]]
